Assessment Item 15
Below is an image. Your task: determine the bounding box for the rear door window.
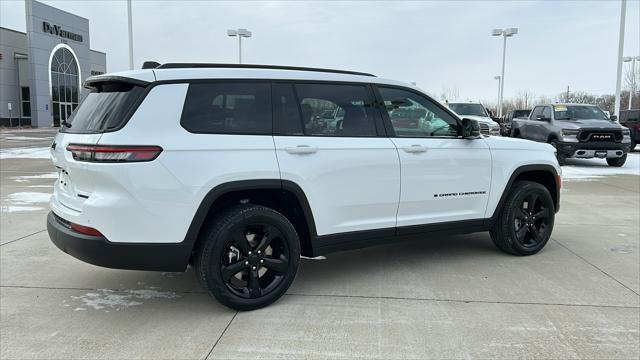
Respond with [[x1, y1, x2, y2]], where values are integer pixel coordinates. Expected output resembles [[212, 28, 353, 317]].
[[181, 82, 272, 134], [64, 82, 145, 133]]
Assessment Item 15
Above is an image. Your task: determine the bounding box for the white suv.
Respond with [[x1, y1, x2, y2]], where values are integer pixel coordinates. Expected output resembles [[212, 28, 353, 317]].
[[448, 101, 501, 136], [48, 64, 561, 310]]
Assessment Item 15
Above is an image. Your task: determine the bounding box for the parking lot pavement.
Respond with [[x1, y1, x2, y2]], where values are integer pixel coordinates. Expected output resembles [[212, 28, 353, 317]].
[[1, 131, 639, 359]]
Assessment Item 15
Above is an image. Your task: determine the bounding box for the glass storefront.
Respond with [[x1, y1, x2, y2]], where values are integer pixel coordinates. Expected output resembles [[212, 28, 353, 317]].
[[50, 47, 79, 126]]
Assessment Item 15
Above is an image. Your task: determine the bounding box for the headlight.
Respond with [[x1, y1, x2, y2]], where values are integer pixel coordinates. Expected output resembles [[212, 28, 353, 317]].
[[561, 129, 579, 137], [622, 129, 631, 136], [622, 128, 631, 143]]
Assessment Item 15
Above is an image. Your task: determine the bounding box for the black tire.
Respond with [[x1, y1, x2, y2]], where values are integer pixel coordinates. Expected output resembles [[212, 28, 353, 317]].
[[549, 139, 567, 165], [606, 154, 627, 167], [490, 181, 555, 256], [194, 204, 300, 311]]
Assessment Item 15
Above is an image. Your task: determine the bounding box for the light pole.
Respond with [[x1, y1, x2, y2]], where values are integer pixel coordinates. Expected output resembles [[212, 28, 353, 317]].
[[614, 0, 627, 118], [127, 0, 134, 70], [227, 28, 252, 64], [494, 75, 501, 116], [623, 55, 640, 110], [492, 27, 518, 118]]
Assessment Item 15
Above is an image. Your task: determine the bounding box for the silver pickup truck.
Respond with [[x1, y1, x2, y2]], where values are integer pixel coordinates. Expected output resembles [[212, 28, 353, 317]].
[[511, 103, 632, 166]]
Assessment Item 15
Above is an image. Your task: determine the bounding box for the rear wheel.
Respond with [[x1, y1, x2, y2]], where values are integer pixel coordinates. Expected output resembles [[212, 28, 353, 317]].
[[194, 204, 300, 311], [607, 154, 627, 167], [490, 181, 555, 256], [630, 138, 636, 152]]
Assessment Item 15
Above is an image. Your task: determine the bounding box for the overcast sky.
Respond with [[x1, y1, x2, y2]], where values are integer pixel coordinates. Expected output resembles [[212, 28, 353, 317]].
[[1, 0, 639, 103]]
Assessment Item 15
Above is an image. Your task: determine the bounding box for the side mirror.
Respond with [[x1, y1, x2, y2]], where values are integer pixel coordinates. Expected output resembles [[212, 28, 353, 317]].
[[536, 115, 550, 121], [610, 115, 618, 122], [461, 118, 480, 138]]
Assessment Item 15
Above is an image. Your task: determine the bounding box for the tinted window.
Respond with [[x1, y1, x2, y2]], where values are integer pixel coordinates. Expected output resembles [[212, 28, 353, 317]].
[[542, 107, 552, 120], [530, 106, 543, 120], [379, 87, 459, 137], [272, 83, 303, 135], [295, 84, 377, 137], [448, 103, 488, 117], [181, 82, 272, 134], [65, 82, 145, 133]]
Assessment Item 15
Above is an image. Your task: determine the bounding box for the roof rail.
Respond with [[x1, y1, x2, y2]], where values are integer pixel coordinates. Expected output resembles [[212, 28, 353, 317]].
[[154, 63, 376, 77]]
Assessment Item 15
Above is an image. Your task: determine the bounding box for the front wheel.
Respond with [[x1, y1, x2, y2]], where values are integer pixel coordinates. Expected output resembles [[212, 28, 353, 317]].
[[194, 204, 300, 311], [607, 154, 627, 167], [490, 181, 555, 256]]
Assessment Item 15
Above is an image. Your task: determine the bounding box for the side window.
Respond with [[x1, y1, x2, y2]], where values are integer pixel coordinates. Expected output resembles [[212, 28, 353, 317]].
[[272, 83, 303, 135], [378, 87, 458, 137], [294, 83, 377, 137], [530, 106, 543, 120], [181, 82, 271, 134], [541, 106, 552, 120]]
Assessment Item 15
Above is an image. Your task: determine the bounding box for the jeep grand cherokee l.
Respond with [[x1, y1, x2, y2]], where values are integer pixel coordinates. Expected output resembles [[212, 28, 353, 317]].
[[48, 64, 561, 310], [511, 103, 632, 166]]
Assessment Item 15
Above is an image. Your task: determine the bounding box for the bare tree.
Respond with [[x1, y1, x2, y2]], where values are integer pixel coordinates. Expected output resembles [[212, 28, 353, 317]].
[[513, 90, 534, 109], [440, 85, 460, 102], [624, 61, 640, 109]]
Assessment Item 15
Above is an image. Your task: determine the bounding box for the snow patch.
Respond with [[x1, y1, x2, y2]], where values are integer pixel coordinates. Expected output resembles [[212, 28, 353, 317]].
[[11, 173, 58, 183], [0, 205, 45, 213], [0, 147, 51, 159], [7, 192, 51, 204], [301, 256, 327, 260], [70, 288, 180, 311], [561, 153, 639, 180], [2, 136, 54, 141]]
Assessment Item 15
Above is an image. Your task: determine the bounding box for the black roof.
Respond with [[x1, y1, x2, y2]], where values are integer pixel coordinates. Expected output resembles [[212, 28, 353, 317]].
[[152, 63, 376, 77]]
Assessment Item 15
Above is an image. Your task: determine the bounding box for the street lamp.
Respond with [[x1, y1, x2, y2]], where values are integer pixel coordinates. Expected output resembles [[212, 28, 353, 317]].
[[493, 75, 501, 116], [227, 28, 252, 64], [623, 55, 640, 110], [492, 27, 518, 118]]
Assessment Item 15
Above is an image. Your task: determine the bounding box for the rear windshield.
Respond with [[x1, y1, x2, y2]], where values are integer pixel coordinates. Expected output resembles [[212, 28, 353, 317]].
[[448, 103, 488, 117], [63, 82, 145, 133]]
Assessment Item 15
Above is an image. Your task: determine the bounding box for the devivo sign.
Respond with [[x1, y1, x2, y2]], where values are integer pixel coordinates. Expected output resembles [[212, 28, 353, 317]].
[[42, 22, 83, 42]]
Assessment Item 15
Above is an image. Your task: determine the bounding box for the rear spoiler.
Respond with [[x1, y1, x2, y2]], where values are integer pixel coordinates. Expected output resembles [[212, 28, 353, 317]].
[[84, 75, 151, 90]]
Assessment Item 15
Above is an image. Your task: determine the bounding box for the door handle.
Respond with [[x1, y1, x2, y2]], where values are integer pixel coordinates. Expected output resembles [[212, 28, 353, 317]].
[[285, 145, 318, 154], [401, 145, 427, 153]]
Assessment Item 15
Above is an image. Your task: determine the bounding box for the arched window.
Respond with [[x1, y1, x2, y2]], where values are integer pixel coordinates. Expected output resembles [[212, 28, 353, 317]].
[[50, 47, 79, 126]]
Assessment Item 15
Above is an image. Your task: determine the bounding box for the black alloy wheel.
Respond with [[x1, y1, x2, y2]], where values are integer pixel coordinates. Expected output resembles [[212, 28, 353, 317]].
[[221, 223, 290, 299], [195, 204, 300, 311], [512, 192, 551, 249], [490, 181, 555, 256]]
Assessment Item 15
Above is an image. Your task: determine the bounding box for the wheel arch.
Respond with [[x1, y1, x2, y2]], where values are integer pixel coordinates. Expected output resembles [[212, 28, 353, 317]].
[[488, 165, 560, 225], [183, 180, 317, 260]]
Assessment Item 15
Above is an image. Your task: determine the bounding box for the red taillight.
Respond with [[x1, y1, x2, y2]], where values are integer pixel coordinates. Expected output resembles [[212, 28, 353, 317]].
[[66, 144, 162, 162], [70, 222, 103, 237]]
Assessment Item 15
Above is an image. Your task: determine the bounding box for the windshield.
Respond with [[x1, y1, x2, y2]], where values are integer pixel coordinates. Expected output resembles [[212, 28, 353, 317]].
[[63, 82, 146, 133], [553, 105, 608, 121], [513, 110, 531, 118], [448, 103, 488, 117]]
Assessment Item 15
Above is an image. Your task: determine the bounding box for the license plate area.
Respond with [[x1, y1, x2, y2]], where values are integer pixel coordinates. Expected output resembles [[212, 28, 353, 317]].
[[594, 151, 607, 158], [57, 167, 72, 191]]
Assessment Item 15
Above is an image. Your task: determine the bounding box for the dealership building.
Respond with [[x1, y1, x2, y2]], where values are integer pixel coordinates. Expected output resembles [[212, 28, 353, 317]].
[[0, 0, 107, 127]]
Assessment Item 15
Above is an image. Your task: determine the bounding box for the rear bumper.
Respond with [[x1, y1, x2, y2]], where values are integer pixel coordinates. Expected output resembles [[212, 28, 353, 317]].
[[556, 141, 631, 158], [47, 212, 192, 271]]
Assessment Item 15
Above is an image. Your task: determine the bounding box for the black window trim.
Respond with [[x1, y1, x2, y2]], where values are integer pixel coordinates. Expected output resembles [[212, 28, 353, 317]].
[[372, 84, 464, 139]]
